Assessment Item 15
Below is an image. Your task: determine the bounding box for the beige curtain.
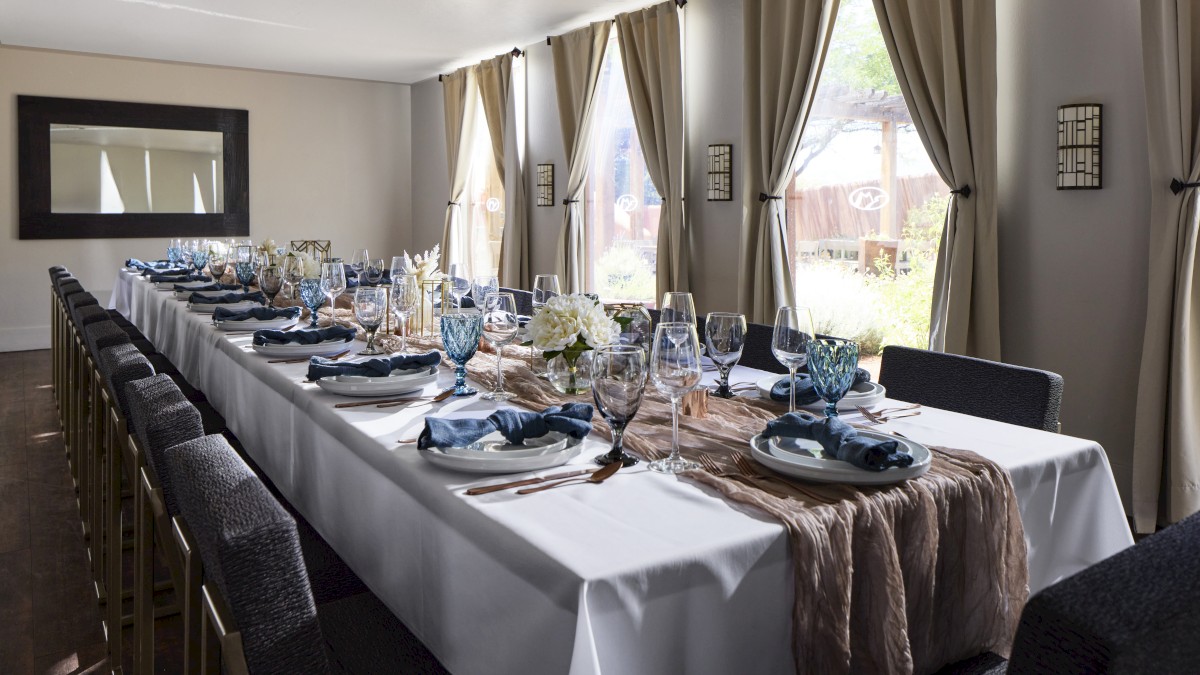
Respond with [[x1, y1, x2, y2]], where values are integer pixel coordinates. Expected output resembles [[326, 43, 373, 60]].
[[440, 65, 480, 272], [873, 0, 1001, 359], [739, 0, 839, 323], [479, 53, 531, 290], [1132, 0, 1200, 532], [617, 1, 688, 300], [552, 21, 612, 293]]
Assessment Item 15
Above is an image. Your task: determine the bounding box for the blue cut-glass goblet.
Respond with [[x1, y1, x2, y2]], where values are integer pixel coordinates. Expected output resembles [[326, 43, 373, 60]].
[[440, 310, 483, 396], [806, 338, 860, 418], [192, 249, 210, 275], [298, 278, 325, 328], [235, 261, 255, 293]]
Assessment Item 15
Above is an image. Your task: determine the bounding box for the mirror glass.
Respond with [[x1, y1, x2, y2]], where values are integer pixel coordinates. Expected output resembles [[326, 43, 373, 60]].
[[49, 124, 224, 214]]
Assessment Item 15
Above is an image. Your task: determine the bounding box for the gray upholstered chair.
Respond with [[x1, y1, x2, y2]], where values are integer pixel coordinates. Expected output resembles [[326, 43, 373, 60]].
[[73, 304, 112, 329], [878, 345, 1064, 432], [166, 434, 332, 675], [49, 265, 68, 278], [84, 320, 132, 358], [99, 343, 154, 420], [58, 280, 84, 298], [67, 291, 99, 321], [499, 286, 535, 316]]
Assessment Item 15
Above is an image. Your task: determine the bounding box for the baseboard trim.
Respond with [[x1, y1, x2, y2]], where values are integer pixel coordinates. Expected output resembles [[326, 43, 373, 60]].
[[0, 325, 50, 352]]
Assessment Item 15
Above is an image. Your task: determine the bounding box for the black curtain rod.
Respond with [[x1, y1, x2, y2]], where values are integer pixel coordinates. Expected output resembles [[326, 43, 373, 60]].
[[545, 0, 686, 46]]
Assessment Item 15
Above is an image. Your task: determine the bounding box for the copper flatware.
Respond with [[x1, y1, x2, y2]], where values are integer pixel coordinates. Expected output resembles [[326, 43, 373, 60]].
[[855, 406, 884, 424], [516, 461, 621, 494], [698, 455, 791, 500], [377, 388, 457, 408], [334, 396, 431, 409], [396, 438, 418, 444], [465, 468, 598, 496], [876, 410, 921, 423]]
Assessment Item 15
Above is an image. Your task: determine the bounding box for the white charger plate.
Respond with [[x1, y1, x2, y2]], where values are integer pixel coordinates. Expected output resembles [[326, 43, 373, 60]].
[[213, 317, 299, 331], [755, 375, 885, 412], [439, 431, 570, 460], [749, 431, 930, 485], [315, 366, 438, 397], [419, 434, 584, 474], [251, 337, 355, 358], [188, 300, 261, 314]]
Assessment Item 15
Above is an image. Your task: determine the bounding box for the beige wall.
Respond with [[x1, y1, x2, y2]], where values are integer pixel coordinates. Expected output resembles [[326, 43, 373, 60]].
[[1, 45, 413, 350]]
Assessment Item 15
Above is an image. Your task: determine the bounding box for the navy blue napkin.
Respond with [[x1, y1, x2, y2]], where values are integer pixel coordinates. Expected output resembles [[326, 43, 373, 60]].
[[213, 306, 301, 322], [418, 403, 594, 449], [175, 282, 242, 293], [763, 412, 913, 472], [253, 325, 356, 346], [770, 368, 871, 404], [127, 258, 172, 270], [141, 266, 189, 276], [188, 291, 265, 305], [344, 270, 391, 288], [307, 350, 440, 381]]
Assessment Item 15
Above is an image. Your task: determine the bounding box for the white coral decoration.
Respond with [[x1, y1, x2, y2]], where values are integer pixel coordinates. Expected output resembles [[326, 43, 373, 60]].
[[527, 294, 619, 353]]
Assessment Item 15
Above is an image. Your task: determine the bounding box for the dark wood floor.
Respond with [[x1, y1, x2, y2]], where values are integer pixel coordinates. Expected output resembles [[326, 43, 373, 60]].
[[0, 349, 113, 674]]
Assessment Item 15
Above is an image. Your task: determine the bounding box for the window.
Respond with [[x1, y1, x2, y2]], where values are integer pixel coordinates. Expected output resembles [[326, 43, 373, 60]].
[[786, 0, 947, 356], [462, 95, 504, 279], [585, 36, 661, 305]]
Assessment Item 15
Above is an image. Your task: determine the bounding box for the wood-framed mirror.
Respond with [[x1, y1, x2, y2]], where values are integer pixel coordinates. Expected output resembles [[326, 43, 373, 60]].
[[17, 95, 249, 239]]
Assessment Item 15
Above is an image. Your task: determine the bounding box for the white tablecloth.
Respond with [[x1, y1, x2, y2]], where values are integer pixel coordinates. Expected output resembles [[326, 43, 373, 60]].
[[111, 270, 1133, 675]]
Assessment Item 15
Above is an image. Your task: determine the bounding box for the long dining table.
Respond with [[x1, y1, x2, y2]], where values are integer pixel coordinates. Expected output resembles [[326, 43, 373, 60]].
[[110, 269, 1133, 674]]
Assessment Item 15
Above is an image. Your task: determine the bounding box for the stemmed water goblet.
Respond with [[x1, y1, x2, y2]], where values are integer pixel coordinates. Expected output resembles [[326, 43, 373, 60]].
[[234, 245, 256, 291], [473, 275, 499, 303], [353, 286, 388, 355], [298, 278, 325, 328], [320, 263, 347, 316], [440, 309, 484, 396], [283, 256, 304, 300], [649, 322, 702, 474], [349, 248, 369, 280], [480, 292, 519, 401], [705, 312, 746, 398], [389, 256, 407, 282], [591, 344, 647, 467], [209, 248, 228, 282], [191, 240, 210, 275], [391, 273, 420, 353], [167, 238, 182, 266], [771, 306, 816, 413], [806, 338, 860, 418], [259, 265, 284, 307], [178, 239, 195, 269], [660, 292, 696, 325], [447, 262, 471, 308], [364, 259, 385, 286]]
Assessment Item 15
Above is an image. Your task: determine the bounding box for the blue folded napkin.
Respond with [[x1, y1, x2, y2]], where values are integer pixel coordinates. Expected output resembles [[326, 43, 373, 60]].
[[188, 291, 265, 305], [763, 412, 914, 472], [174, 282, 243, 293], [127, 258, 172, 270], [147, 271, 205, 282], [307, 350, 440, 381], [345, 270, 392, 288], [417, 403, 594, 449], [770, 368, 872, 404], [253, 325, 356, 346], [213, 306, 302, 322]]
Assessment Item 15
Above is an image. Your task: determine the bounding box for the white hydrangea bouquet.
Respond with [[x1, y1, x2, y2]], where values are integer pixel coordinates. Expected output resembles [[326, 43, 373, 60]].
[[526, 294, 620, 392], [285, 250, 323, 278]]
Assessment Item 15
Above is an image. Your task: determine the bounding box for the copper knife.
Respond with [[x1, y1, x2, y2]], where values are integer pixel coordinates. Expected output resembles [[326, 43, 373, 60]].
[[464, 468, 598, 496]]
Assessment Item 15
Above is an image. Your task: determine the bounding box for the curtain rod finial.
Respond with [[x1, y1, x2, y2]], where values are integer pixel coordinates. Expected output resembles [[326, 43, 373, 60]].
[[546, 36, 552, 46], [511, 47, 523, 57]]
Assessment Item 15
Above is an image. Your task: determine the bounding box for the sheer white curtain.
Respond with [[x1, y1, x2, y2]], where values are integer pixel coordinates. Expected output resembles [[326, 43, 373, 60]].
[[873, 0, 1000, 359], [738, 0, 839, 323], [479, 52, 531, 290], [440, 65, 481, 272], [616, 1, 688, 299], [551, 21, 612, 293], [1132, 0, 1200, 532]]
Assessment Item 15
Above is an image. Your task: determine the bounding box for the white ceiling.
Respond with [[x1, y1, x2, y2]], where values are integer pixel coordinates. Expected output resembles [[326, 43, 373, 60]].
[[1, 0, 651, 84]]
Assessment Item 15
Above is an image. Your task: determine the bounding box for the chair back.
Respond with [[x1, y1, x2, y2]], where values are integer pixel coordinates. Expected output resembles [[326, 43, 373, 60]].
[[124, 374, 205, 515], [878, 345, 1063, 432], [74, 305, 111, 329], [68, 294, 99, 323], [59, 280, 84, 298], [166, 434, 331, 675], [83, 320, 131, 357], [49, 265, 68, 277], [739, 321, 788, 374], [1006, 511, 1200, 673], [499, 286, 534, 316], [98, 343, 154, 419]]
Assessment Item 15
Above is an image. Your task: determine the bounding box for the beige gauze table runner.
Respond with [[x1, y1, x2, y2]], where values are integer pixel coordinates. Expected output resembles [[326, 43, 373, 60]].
[[310, 319, 1029, 675]]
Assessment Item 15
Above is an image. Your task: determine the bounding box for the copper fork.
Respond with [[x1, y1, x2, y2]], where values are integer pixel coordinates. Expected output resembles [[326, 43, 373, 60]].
[[697, 455, 791, 500], [731, 453, 835, 505]]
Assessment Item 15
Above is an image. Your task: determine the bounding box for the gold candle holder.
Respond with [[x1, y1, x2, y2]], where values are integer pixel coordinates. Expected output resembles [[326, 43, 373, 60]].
[[417, 278, 450, 336]]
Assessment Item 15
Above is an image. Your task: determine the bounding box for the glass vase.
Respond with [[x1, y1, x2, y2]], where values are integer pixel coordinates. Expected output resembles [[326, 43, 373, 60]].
[[548, 350, 592, 395]]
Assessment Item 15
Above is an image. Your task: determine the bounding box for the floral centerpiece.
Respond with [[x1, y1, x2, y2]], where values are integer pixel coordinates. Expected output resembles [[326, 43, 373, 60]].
[[395, 245, 443, 334], [526, 294, 620, 394], [286, 250, 323, 278]]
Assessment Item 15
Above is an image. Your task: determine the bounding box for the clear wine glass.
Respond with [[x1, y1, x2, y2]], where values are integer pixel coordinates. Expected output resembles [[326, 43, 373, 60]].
[[480, 292, 519, 401], [259, 265, 284, 307], [320, 262, 347, 316], [283, 256, 304, 300], [532, 274, 560, 310], [447, 262, 471, 308], [806, 338, 860, 418], [354, 286, 388, 355], [705, 312, 746, 398], [473, 275, 499, 304], [660, 292, 696, 325], [365, 258, 385, 286], [592, 344, 647, 467], [389, 255, 408, 281], [209, 249, 228, 282], [178, 239, 195, 269], [441, 310, 483, 396], [649, 322, 702, 474], [298, 278, 324, 328], [349, 248, 369, 279], [771, 306, 816, 413], [390, 273, 420, 353]]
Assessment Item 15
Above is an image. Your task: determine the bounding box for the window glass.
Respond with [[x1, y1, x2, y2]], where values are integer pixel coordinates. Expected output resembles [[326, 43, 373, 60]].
[[462, 95, 504, 278]]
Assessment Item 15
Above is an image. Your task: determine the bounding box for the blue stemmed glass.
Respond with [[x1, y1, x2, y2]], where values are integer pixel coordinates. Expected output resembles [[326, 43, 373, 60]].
[[299, 278, 325, 328], [191, 247, 210, 275], [235, 261, 255, 293], [805, 338, 860, 418], [440, 310, 483, 396]]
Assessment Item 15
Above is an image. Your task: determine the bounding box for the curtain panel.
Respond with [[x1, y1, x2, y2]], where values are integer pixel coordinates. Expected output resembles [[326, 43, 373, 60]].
[[738, 0, 838, 324], [617, 1, 689, 300], [1132, 0, 1200, 532], [479, 53, 531, 290], [440, 65, 481, 272], [551, 21, 612, 293], [873, 0, 1001, 360]]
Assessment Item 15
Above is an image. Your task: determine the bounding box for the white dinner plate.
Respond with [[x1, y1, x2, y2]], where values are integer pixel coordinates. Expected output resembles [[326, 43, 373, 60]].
[[748, 431, 931, 485], [439, 431, 570, 460], [315, 366, 438, 397], [251, 338, 355, 358], [188, 300, 261, 314], [755, 375, 885, 412], [419, 434, 584, 474], [213, 317, 299, 331]]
